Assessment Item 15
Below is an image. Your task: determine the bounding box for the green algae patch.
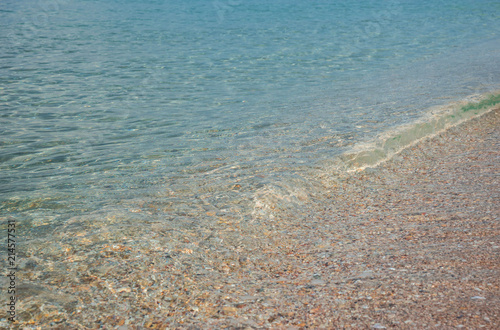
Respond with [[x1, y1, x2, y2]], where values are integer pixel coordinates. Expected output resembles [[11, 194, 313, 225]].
[[462, 93, 500, 112]]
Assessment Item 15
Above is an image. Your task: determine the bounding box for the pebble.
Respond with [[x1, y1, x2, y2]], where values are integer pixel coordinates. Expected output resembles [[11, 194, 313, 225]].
[[238, 295, 259, 301], [222, 306, 238, 314], [310, 279, 326, 285]]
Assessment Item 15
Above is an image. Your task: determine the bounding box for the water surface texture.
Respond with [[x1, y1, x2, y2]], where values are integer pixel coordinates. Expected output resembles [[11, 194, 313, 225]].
[[1, 0, 500, 234]]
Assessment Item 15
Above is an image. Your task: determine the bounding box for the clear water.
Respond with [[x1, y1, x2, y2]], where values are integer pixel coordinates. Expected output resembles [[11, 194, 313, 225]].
[[1, 0, 500, 233]]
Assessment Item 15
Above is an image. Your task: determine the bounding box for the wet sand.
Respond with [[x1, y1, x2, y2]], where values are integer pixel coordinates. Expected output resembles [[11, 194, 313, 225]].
[[6, 107, 499, 329]]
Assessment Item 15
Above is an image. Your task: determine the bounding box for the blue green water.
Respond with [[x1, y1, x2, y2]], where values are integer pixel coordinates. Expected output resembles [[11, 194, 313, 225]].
[[1, 0, 499, 232]]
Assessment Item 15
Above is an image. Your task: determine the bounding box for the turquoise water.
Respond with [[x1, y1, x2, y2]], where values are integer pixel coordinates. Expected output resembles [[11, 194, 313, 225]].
[[1, 0, 500, 232]]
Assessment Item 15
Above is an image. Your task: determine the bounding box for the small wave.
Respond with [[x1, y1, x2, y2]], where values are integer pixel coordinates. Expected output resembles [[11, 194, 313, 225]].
[[251, 175, 315, 220], [337, 92, 500, 172]]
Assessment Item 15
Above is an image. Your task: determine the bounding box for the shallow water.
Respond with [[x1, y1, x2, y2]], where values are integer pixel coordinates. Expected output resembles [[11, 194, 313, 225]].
[[1, 0, 500, 238]]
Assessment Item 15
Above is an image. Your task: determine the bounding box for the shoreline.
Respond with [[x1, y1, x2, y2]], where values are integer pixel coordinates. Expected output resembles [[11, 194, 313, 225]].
[[339, 92, 500, 172], [5, 106, 499, 328]]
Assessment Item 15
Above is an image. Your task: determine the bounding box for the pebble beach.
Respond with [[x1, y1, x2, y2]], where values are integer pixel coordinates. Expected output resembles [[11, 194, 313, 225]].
[[3, 106, 497, 329], [3, 1, 500, 329]]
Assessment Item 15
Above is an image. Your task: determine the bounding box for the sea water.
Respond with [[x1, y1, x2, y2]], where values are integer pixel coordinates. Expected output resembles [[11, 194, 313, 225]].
[[1, 0, 499, 237]]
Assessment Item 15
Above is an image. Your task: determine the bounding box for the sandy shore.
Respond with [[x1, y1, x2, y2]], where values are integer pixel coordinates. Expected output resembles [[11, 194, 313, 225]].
[[6, 107, 499, 329]]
